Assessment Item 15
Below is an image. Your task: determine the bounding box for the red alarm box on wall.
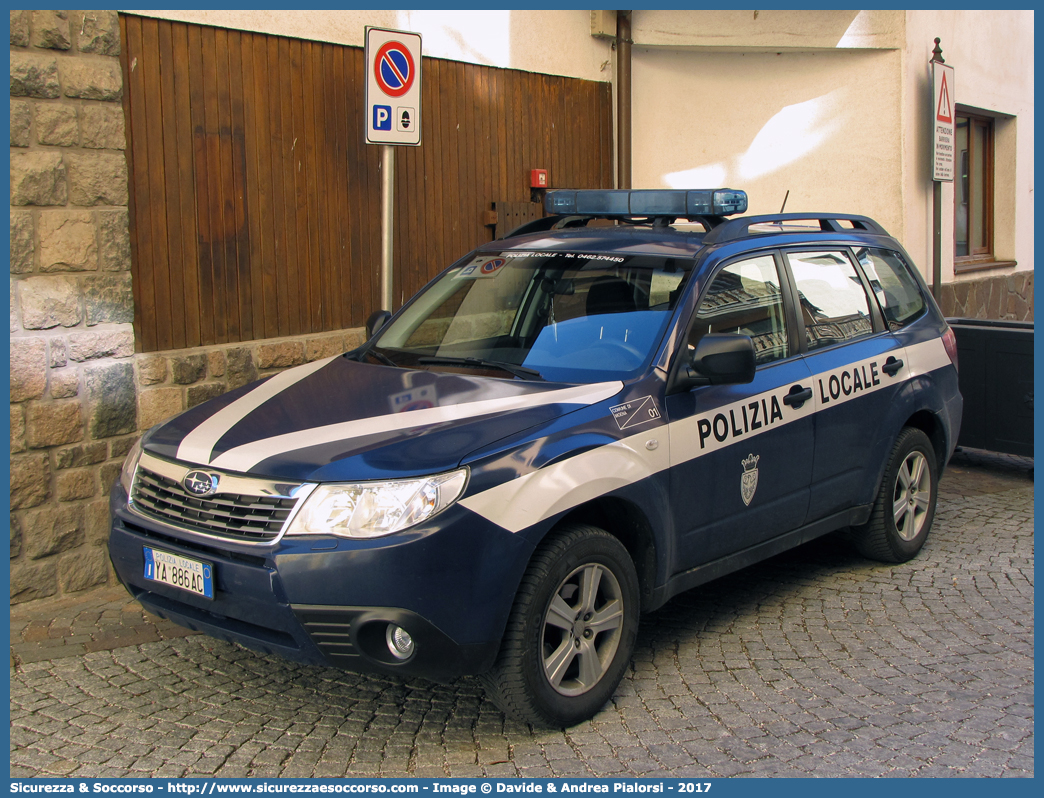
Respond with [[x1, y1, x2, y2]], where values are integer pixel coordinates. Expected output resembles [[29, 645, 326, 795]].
[[530, 169, 548, 188]]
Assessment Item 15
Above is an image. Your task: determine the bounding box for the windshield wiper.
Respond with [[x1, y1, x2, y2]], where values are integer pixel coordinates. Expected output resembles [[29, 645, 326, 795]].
[[350, 347, 398, 367], [418, 356, 543, 381]]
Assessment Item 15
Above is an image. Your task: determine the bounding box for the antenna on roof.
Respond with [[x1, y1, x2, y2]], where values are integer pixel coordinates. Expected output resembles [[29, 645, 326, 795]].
[[779, 190, 790, 214]]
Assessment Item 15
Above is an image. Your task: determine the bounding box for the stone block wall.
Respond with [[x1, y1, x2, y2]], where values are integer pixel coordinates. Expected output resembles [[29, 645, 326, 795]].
[[133, 331, 365, 431], [937, 271, 1034, 322], [10, 10, 134, 603]]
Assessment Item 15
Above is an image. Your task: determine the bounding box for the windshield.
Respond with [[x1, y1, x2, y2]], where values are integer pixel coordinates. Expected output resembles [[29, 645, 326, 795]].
[[371, 251, 693, 382]]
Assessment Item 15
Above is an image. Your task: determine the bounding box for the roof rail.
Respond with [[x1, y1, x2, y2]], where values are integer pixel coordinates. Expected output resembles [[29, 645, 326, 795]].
[[702, 213, 889, 245], [501, 213, 730, 238], [503, 213, 729, 240]]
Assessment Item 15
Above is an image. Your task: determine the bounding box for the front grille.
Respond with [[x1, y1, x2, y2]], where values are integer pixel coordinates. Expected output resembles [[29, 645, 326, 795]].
[[122, 519, 269, 567], [132, 466, 299, 543]]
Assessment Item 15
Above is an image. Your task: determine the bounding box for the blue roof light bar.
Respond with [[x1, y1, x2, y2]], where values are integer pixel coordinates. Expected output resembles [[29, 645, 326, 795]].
[[545, 189, 748, 218]]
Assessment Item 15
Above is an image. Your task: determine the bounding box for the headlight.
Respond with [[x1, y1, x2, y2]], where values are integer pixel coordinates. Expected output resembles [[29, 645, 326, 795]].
[[120, 437, 144, 495], [285, 468, 469, 539]]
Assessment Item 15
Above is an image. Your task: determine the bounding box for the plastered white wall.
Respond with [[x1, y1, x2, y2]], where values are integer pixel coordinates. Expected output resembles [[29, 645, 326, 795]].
[[630, 47, 906, 239], [631, 9, 904, 51], [628, 9, 1032, 285]]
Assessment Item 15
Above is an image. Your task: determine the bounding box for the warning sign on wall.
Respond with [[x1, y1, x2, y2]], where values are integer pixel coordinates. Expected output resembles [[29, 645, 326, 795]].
[[932, 61, 955, 182]]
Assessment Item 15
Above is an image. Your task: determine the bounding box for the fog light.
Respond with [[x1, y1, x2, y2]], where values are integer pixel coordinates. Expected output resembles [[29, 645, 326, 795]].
[[386, 625, 414, 660]]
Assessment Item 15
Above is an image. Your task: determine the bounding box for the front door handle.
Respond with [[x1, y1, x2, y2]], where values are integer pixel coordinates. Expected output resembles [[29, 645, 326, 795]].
[[783, 384, 813, 409], [882, 356, 904, 377]]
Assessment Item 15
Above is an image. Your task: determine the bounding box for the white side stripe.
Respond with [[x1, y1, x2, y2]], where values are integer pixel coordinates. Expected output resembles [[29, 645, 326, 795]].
[[904, 337, 952, 377], [669, 351, 899, 467], [809, 350, 905, 415], [670, 391, 806, 466], [208, 381, 624, 473], [176, 356, 337, 466], [464, 338, 955, 532]]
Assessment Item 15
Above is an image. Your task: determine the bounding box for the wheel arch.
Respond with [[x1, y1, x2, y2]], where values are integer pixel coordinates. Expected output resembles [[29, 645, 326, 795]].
[[557, 496, 659, 612], [903, 408, 949, 472]]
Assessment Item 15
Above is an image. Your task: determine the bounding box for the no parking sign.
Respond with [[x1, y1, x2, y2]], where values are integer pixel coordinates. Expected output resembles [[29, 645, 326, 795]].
[[365, 27, 422, 146]]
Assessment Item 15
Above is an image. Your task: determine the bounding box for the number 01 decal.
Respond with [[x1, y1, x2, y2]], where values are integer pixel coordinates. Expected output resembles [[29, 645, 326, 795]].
[[610, 396, 662, 430]]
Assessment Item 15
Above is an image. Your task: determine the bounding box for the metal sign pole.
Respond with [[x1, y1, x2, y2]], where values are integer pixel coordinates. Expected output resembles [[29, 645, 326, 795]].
[[365, 27, 422, 314], [380, 145, 395, 311], [933, 181, 942, 303], [929, 38, 953, 303]]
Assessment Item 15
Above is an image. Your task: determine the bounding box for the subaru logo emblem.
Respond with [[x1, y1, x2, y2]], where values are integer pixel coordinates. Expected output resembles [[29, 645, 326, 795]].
[[183, 470, 219, 497]]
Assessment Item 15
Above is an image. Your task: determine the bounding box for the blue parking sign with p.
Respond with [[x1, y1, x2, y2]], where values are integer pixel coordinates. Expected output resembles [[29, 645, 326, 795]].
[[373, 105, 392, 131]]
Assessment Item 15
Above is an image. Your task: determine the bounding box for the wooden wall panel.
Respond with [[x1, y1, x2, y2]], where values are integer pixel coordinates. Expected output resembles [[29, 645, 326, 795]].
[[121, 15, 613, 352]]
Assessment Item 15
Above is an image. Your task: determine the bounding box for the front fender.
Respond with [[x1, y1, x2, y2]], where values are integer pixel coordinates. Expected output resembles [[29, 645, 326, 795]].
[[460, 432, 670, 536]]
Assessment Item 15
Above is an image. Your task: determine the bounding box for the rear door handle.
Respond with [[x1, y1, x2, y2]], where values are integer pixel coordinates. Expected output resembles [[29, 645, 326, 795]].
[[783, 384, 813, 409], [882, 356, 904, 377]]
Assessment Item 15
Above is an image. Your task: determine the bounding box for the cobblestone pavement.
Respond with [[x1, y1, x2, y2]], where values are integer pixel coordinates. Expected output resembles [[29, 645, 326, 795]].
[[10, 449, 1034, 778]]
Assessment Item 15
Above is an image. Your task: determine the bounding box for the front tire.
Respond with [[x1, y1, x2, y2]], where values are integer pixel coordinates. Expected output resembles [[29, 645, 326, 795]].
[[851, 427, 938, 563], [482, 524, 639, 727]]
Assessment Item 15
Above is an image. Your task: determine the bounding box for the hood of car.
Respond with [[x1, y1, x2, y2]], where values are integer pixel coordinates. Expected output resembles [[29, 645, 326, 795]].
[[143, 355, 622, 483]]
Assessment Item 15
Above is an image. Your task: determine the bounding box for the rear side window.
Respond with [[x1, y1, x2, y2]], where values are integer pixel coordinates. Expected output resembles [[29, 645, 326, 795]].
[[854, 248, 928, 330], [787, 250, 874, 352]]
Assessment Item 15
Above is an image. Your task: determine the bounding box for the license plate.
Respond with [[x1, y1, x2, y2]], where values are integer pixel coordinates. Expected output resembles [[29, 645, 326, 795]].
[[143, 547, 214, 599]]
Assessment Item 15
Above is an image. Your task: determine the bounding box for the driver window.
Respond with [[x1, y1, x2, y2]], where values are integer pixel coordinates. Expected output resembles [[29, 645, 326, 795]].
[[688, 255, 789, 365]]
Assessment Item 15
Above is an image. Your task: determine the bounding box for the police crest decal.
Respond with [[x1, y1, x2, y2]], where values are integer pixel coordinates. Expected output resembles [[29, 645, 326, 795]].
[[740, 454, 760, 506]]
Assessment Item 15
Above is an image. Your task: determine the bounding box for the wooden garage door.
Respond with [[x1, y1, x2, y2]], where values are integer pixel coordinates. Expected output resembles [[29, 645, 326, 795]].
[[120, 15, 613, 352]]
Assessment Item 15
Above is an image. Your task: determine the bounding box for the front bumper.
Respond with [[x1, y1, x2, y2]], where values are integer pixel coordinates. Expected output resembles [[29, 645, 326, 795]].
[[108, 484, 532, 681]]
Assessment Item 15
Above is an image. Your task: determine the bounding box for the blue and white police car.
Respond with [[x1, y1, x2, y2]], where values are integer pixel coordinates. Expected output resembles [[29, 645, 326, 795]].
[[109, 189, 962, 727]]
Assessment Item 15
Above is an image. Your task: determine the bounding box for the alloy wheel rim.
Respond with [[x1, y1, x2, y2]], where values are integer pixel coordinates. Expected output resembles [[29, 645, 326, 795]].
[[541, 562, 624, 697], [892, 450, 931, 541]]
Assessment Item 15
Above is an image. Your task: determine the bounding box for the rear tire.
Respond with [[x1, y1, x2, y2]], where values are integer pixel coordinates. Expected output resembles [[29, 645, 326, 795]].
[[482, 524, 639, 728], [851, 427, 938, 563]]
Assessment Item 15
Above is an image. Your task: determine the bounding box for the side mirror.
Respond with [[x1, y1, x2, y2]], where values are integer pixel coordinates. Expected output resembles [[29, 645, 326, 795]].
[[675, 333, 756, 390], [366, 309, 392, 340]]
